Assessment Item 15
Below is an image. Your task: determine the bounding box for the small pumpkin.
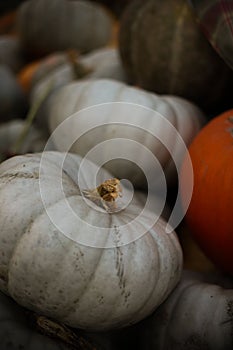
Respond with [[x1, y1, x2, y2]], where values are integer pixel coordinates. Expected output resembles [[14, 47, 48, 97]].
[[181, 109, 233, 275], [119, 0, 233, 112], [138, 270, 233, 350], [0, 151, 182, 331], [30, 47, 127, 104], [47, 79, 205, 190], [0, 65, 27, 122], [17, 0, 114, 57]]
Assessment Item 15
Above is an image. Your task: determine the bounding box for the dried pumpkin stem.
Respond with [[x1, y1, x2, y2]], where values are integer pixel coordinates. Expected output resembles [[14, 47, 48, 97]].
[[26, 311, 97, 350], [82, 178, 122, 212], [66, 49, 93, 79]]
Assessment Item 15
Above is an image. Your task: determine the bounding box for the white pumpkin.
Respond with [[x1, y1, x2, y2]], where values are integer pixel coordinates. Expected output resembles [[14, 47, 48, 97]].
[[47, 79, 205, 190], [138, 270, 233, 350], [0, 151, 182, 331], [30, 47, 127, 113]]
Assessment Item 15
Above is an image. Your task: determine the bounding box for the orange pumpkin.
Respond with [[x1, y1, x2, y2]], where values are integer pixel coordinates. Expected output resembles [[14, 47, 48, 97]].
[[181, 109, 233, 275]]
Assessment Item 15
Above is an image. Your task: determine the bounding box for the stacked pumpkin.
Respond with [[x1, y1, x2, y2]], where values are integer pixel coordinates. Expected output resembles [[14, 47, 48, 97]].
[[0, 0, 232, 349]]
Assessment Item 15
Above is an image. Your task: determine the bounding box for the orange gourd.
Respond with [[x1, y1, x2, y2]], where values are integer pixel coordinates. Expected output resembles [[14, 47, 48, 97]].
[[181, 109, 233, 275]]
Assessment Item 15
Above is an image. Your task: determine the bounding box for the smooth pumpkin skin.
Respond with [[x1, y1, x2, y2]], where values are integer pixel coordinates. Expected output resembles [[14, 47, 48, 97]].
[[0, 151, 182, 331], [47, 79, 205, 190], [181, 110, 233, 275], [119, 0, 233, 112], [17, 0, 114, 57], [138, 270, 233, 350]]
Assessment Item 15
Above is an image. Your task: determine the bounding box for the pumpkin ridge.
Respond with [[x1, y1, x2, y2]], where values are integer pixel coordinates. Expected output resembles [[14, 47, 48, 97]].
[[130, 0, 154, 83], [128, 231, 161, 319], [168, 3, 188, 92], [2, 175, 83, 295], [7, 202, 107, 321]]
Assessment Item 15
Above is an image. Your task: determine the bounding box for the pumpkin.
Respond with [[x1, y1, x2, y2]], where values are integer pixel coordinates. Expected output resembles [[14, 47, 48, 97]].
[[0, 36, 25, 73], [0, 290, 70, 350], [119, 0, 233, 112], [0, 151, 182, 331], [17, 0, 114, 58], [30, 47, 127, 105], [0, 65, 27, 122], [47, 79, 205, 191], [181, 109, 233, 275], [137, 270, 233, 350]]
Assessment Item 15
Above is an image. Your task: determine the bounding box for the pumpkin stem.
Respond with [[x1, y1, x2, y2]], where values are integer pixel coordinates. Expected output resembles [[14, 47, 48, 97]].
[[66, 49, 93, 79], [26, 311, 97, 350], [82, 178, 122, 213]]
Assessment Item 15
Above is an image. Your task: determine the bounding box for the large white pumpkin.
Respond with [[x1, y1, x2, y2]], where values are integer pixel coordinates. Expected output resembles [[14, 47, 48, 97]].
[[0, 151, 182, 331], [47, 79, 205, 190]]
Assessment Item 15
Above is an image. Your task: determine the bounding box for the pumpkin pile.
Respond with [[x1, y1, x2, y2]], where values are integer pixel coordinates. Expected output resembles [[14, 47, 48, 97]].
[[0, 0, 232, 349]]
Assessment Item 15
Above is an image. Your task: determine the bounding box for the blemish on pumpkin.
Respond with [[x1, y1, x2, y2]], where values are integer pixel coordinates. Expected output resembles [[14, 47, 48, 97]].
[[226, 300, 233, 320], [220, 300, 233, 326], [0, 171, 40, 182], [97, 296, 104, 305], [114, 227, 130, 303], [226, 127, 233, 137], [0, 270, 7, 283], [184, 333, 209, 349]]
